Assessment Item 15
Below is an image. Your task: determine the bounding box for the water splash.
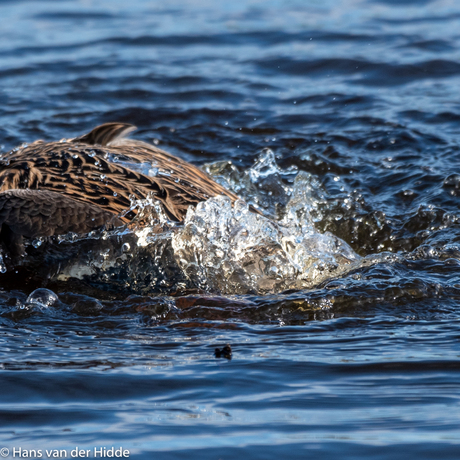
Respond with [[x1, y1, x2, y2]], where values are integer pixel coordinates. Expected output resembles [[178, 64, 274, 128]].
[[169, 151, 360, 294], [204, 148, 298, 216], [171, 191, 359, 294], [1, 150, 361, 295], [54, 194, 186, 294]]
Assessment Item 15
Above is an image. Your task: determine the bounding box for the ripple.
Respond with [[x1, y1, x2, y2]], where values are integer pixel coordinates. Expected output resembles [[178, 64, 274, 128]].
[[254, 57, 460, 86], [2, 0, 460, 455]]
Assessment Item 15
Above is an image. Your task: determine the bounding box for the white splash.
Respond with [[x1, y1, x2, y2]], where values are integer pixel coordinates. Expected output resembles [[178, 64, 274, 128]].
[[171, 170, 360, 294]]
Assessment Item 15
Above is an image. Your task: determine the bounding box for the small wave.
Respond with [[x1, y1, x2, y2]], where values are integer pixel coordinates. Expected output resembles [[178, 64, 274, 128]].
[[253, 57, 460, 86]]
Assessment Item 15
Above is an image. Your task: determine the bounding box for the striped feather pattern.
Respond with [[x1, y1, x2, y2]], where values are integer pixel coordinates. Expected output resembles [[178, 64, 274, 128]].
[[0, 123, 240, 223]]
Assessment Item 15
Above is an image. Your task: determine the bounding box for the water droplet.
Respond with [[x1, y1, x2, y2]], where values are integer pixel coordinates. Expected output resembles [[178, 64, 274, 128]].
[[32, 238, 43, 248], [0, 254, 6, 273], [26, 288, 59, 310]]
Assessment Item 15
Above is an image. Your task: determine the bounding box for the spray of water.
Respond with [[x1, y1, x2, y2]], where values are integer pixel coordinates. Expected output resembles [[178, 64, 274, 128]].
[[3, 149, 361, 295]]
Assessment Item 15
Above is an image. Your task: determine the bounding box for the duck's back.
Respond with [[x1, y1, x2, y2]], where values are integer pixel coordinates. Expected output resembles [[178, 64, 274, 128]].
[[0, 123, 239, 222], [0, 123, 241, 256]]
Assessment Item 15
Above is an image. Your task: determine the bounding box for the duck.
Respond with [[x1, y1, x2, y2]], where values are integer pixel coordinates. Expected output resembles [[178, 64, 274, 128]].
[[0, 122, 242, 257]]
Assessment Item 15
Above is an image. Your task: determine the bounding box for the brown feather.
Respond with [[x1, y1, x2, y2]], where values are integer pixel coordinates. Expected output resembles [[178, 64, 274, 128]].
[[71, 122, 137, 146], [0, 123, 247, 252]]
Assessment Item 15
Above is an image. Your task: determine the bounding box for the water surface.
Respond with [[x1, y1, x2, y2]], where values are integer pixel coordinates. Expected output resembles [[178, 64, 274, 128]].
[[1, 0, 460, 458]]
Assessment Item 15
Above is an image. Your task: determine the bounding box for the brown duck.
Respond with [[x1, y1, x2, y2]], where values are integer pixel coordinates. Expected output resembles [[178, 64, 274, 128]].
[[0, 122, 241, 256]]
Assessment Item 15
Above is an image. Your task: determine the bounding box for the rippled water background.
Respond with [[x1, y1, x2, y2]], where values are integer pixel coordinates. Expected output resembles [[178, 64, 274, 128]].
[[2, 0, 460, 458]]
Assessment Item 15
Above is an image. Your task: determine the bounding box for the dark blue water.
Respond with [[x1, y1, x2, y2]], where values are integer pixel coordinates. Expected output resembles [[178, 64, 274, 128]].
[[2, 0, 460, 458]]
